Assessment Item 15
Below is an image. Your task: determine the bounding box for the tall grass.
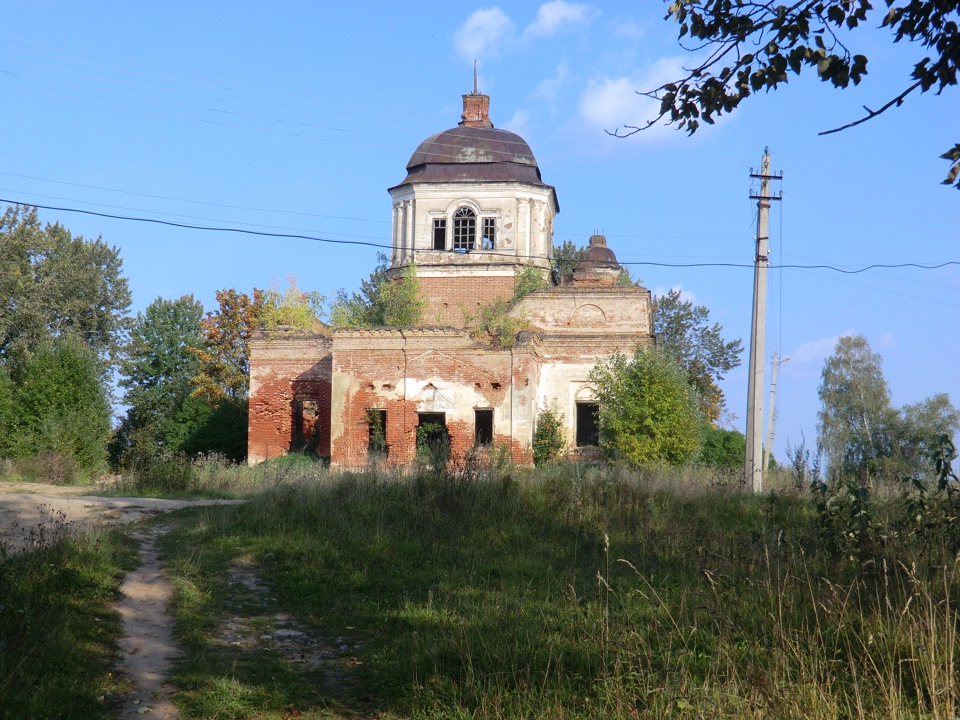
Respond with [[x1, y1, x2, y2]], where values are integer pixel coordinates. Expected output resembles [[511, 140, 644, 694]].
[[161, 461, 960, 718], [105, 451, 325, 498], [0, 512, 139, 719]]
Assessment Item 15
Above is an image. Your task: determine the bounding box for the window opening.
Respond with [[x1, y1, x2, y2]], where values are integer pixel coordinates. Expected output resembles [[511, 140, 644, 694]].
[[432, 218, 446, 250], [366, 408, 388, 457], [481, 217, 496, 249], [417, 412, 450, 463], [575, 402, 600, 447], [453, 207, 476, 252], [474, 408, 493, 446], [293, 398, 319, 453]]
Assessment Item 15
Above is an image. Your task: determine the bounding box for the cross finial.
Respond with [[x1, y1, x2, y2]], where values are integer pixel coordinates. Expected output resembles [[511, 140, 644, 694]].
[[473, 59, 478, 94]]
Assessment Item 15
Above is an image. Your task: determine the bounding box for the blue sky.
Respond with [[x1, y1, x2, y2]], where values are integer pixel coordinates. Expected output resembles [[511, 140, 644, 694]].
[[1, 2, 957, 463]]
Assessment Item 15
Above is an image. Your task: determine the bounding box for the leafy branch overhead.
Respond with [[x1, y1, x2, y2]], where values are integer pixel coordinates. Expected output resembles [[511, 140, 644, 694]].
[[627, 1, 960, 187]]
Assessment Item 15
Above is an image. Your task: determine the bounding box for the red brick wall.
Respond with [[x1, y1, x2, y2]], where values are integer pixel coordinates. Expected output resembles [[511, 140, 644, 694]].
[[330, 332, 534, 469], [248, 335, 332, 463], [418, 275, 516, 325], [331, 348, 407, 466]]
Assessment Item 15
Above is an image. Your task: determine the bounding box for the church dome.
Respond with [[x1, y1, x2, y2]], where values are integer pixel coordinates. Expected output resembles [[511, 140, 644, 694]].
[[576, 234, 620, 270], [392, 88, 552, 190]]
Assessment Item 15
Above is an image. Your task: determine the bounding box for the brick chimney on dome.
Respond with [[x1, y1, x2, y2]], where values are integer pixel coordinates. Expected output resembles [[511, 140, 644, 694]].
[[459, 60, 494, 128]]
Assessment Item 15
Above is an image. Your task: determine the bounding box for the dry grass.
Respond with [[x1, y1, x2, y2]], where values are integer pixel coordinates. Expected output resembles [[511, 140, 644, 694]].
[[158, 460, 960, 718]]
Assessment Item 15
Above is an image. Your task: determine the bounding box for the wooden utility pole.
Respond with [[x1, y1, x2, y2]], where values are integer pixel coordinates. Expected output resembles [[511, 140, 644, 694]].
[[745, 149, 781, 493]]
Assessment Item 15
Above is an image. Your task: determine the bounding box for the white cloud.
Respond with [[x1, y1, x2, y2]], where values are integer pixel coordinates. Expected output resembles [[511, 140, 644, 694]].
[[612, 19, 646, 41], [534, 63, 569, 106], [523, 1, 599, 39], [454, 7, 515, 62], [878, 333, 896, 348], [502, 109, 532, 137], [785, 333, 854, 377], [576, 56, 689, 139], [652, 284, 698, 306]]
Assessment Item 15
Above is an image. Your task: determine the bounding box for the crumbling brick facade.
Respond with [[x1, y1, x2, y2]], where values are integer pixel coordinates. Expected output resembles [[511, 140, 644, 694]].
[[246, 89, 657, 468], [331, 329, 519, 467], [248, 332, 332, 464]]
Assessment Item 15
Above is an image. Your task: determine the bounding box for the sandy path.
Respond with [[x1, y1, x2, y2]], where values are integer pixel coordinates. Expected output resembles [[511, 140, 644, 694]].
[[117, 525, 180, 719], [0, 481, 239, 551], [0, 481, 244, 719]]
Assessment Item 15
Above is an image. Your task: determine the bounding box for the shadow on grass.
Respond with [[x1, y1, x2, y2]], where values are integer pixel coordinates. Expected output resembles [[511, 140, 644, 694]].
[[0, 523, 140, 719], [160, 465, 960, 719]]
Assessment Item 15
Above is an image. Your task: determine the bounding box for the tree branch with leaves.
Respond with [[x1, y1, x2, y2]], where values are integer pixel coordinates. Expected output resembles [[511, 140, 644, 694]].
[[626, 1, 960, 187], [653, 288, 742, 424]]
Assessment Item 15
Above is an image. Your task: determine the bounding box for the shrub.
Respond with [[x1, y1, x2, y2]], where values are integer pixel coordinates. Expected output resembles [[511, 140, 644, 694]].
[[590, 346, 703, 467], [533, 405, 566, 466], [698, 425, 745, 468], [416, 422, 450, 469]]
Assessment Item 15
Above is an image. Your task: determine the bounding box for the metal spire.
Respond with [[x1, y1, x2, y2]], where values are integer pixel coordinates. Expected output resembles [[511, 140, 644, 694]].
[[473, 59, 478, 94]]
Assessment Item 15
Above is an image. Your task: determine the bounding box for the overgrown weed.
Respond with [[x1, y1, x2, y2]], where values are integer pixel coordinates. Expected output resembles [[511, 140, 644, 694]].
[[0, 453, 93, 485], [0, 514, 138, 718], [158, 460, 960, 718], [104, 451, 325, 498]]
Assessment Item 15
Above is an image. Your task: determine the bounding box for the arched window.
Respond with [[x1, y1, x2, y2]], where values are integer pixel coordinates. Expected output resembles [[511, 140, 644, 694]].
[[453, 207, 476, 252]]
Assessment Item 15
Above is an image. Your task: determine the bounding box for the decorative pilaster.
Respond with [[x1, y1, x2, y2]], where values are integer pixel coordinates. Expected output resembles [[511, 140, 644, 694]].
[[405, 199, 415, 263]]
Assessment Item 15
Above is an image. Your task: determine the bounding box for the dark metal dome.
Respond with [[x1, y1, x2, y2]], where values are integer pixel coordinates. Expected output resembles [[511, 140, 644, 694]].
[[397, 126, 546, 186], [576, 234, 620, 270], [408, 126, 538, 168]]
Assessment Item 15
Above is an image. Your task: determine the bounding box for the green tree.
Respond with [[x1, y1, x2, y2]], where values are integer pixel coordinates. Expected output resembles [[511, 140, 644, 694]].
[[895, 392, 960, 477], [177, 398, 249, 462], [0, 365, 16, 458], [259, 275, 326, 331], [817, 334, 897, 481], [468, 266, 549, 349], [190, 288, 266, 402], [533, 405, 566, 466], [180, 278, 325, 463], [633, 1, 960, 188], [112, 295, 205, 465], [0, 205, 128, 474], [590, 346, 703, 466], [9, 335, 111, 472], [185, 288, 268, 462], [653, 288, 742, 424], [699, 425, 746, 469], [817, 335, 958, 482], [329, 254, 424, 328], [551, 240, 582, 283], [0, 205, 131, 369]]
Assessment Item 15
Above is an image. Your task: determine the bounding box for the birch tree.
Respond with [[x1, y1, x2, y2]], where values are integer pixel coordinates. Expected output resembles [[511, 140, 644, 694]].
[[817, 334, 896, 481]]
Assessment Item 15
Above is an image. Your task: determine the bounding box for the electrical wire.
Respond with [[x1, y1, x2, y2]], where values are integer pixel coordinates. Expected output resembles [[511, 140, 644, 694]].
[[4, 196, 958, 277], [0, 171, 391, 224]]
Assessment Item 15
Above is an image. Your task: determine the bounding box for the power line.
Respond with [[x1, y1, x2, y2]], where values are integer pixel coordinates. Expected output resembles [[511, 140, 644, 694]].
[[0, 171, 391, 224], [0, 171, 750, 240], [4, 197, 959, 277], [0, 188, 393, 242]]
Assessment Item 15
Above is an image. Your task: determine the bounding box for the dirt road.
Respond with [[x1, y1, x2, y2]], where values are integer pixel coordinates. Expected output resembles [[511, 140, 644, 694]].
[[0, 481, 245, 718], [0, 481, 240, 551]]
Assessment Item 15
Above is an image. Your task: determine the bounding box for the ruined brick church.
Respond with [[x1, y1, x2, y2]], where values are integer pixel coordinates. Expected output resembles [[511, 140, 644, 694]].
[[248, 86, 653, 467]]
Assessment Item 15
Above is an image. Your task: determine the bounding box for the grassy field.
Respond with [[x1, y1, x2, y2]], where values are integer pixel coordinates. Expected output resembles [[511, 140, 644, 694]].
[[158, 462, 960, 719], [0, 513, 139, 719]]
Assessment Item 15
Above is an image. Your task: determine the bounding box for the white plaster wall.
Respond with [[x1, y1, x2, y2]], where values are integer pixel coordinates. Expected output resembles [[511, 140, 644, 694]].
[[388, 182, 556, 271], [520, 288, 652, 335], [536, 361, 599, 448]]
